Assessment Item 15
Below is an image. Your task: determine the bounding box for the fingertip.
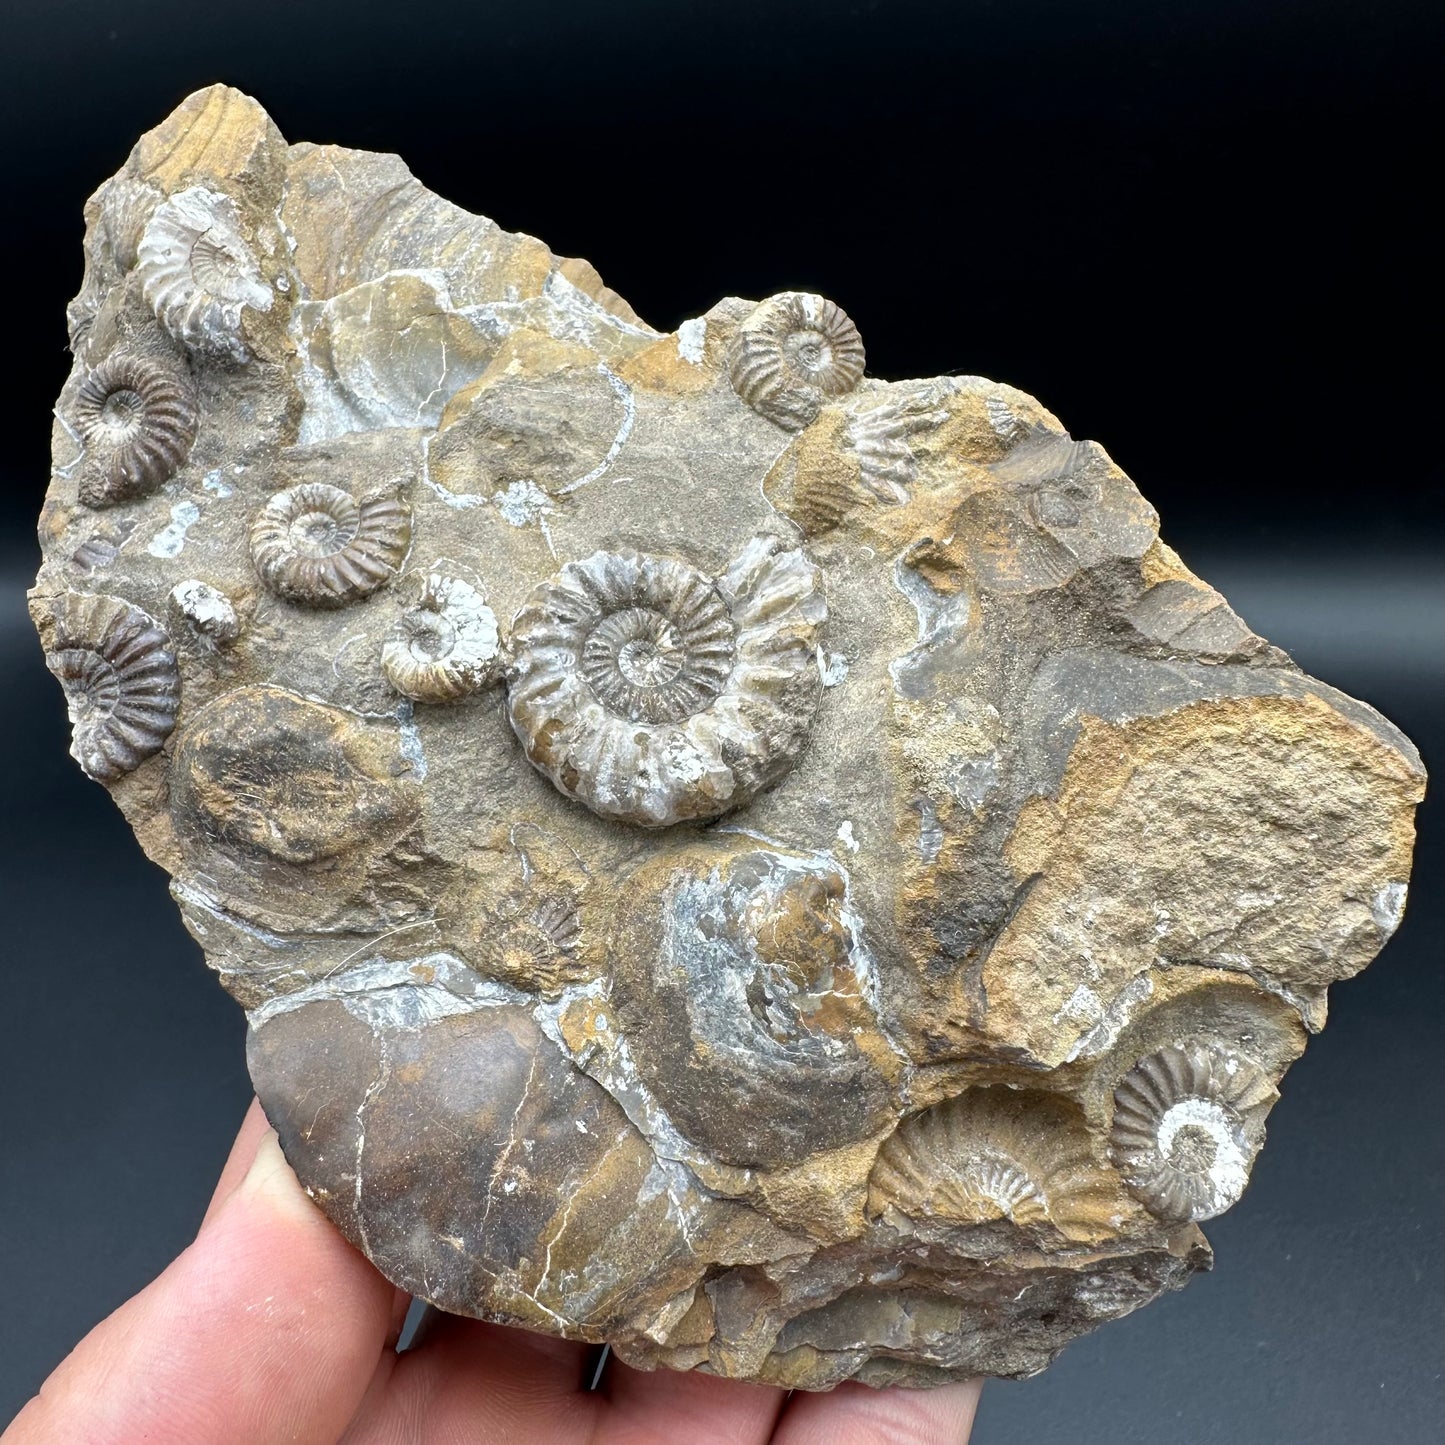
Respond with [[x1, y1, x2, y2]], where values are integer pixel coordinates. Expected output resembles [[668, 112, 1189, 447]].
[[773, 1376, 982, 1445], [200, 1097, 272, 1229], [231, 1128, 326, 1226], [376, 1314, 600, 1444], [598, 1356, 786, 1444]]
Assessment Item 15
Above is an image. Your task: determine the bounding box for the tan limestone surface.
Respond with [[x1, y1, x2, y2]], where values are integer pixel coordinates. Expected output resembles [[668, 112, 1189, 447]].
[[30, 86, 1425, 1390]]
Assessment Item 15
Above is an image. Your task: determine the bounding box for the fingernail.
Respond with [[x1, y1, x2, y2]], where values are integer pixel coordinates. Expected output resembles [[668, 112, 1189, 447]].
[[237, 1129, 319, 1225]]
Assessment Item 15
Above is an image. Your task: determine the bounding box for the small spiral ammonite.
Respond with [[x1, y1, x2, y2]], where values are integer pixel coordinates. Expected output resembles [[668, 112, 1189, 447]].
[[137, 186, 274, 362], [71, 352, 199, 508], [250, 482, 412, 607], [729, 292, 866, 431], [382, 574, 501, 702], [43, 593, 180, 783], [1109, 1041, 1276, 1223]]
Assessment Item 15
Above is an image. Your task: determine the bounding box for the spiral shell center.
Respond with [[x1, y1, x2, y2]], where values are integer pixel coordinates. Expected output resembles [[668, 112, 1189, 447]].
[[95, 389, 145, 439], [783, 328, 831, 378], [579, 591, 735, 724], [402, 611, 459, 663], [55, 650, 121, 721], [1156, 1099, 1239, 1178], [957, 1151, 1045, 1218], [287, 503, 359, 558], [496, 921, 560, 977], [191, 233, 262, 304]]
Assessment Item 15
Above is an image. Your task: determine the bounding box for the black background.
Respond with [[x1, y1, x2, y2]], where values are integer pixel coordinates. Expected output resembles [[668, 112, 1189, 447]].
[[1, 2, 1440, 1441]]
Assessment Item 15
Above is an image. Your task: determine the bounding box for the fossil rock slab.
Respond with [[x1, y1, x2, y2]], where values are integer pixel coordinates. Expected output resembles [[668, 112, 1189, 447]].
[[30, 87, 1426, 1391]]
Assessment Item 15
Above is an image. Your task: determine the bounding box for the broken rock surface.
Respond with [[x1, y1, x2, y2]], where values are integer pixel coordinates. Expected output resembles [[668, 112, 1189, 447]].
[[30, 86, 1425, 1389]]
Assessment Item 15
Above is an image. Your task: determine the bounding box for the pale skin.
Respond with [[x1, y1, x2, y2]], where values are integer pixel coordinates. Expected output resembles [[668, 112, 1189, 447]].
[[5, 1101, 980, 1445]]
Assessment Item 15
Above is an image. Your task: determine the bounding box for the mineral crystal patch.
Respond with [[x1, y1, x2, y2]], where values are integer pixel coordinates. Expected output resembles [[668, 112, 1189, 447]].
[[30, 85, 1425, 1391]]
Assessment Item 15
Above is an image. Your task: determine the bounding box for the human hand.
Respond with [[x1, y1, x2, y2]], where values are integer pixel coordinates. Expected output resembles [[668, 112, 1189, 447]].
[[5, 1100, 980, 1444]]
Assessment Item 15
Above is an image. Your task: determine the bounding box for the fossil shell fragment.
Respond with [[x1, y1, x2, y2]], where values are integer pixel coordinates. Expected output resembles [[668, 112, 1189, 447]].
[[611, 839, 896, 1166], [71, 352, 199, 507], [729, 292, 866, 431], [42, 593, 179, 782], [870, 1088, 1121, 1241], [1109, 1042, 1277, 1223], [65, 272, 103, 355], [168, 578, 240, 649], [382, 575, 501, 702], [249, 483, 412, 607], [68, 535, 122, 574], [100, 176, 163, 273], [507, 536, 826, 825], [846, 384, 952, 503], [137, 187, 274, 361]]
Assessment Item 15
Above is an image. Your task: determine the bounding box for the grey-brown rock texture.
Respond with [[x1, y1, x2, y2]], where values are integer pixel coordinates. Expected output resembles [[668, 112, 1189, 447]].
[[30, 86, 1426, 1391]]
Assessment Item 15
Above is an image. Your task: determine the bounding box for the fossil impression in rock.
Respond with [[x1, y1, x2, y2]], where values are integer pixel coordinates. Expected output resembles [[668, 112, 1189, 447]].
[[29, 87, 1426, 1392]]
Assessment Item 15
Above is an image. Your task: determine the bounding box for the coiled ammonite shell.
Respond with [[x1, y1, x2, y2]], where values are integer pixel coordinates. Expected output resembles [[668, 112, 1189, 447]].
[[43, 593, 179, 783], [729, 292, 866, 431], [382, 574, 501, 702], [508, 537, 826, 826], [1109, 1042, 1277, 1223], [71, 352, 199, 508], [249, 483, 412, 607], [870, 1087, 1121, 1242], [137, 187, 273, 361], [468, 887, 588, 998]]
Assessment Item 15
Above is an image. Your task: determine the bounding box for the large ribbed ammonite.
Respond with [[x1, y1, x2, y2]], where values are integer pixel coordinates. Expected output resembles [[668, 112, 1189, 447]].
[[506, 537, 826, 826]]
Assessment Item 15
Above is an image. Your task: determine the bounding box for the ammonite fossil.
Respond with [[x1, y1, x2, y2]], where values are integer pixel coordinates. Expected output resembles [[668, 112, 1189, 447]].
[[729, 291, 867, 431], [869, 1087, 1121, 1241], [382, 574, 501, 702], [42, 593, 179, 783], [1109, 1042, 1277, 1223], [137, 186, 273, 361], [846, 384, 953, 503], [609, 839, 896, 1166], [71, 352, 199, 508], [99, 175, 162, 273], [507, 537, 826, 825], [467, 888, 588, 998], [68, 535, 123, 574], [249, 483, 412, 607]]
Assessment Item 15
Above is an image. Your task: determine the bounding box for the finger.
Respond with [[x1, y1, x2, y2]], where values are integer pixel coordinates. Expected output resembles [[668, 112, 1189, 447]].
[[341, 1312, 601, 1445], [5, 1130, 395, 1445], [200, 1097, 273, 1227], [771, 1378, 982, 1445], [594, 1356, 786, 1445], [204, 1105, 410, 1351]]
